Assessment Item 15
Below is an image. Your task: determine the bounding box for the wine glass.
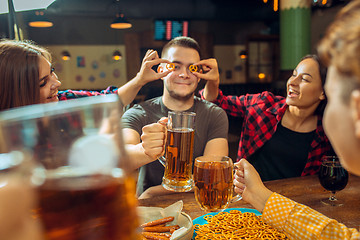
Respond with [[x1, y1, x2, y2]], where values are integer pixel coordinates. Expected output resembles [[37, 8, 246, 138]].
[[318, 156, 349, 206]]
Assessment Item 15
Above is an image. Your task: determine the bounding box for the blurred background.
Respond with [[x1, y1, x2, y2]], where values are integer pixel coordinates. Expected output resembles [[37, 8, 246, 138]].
[[0, 0, 350, 160], [0, 0, 349, 90]]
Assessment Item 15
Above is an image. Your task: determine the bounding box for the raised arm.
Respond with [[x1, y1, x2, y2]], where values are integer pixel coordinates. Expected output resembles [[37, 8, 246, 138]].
[[117, 50, 171, 106], [193, 58, 220, 101]]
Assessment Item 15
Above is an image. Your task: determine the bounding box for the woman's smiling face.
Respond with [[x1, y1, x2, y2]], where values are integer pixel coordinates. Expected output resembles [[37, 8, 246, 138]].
[[38, 56, 61, 104], [286, 58, 325, 110]]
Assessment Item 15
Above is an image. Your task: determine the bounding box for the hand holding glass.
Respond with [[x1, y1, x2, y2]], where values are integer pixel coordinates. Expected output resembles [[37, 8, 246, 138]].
[[193, 156, 242, 212], [158, 111, 196, 192]]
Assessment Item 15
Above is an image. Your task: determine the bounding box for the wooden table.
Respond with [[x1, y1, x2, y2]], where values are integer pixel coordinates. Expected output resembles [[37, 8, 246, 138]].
[[138, 174, 360, 229]]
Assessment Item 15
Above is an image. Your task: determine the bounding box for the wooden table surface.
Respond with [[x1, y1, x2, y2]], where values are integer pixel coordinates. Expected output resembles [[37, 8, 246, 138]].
[[138, 174, 360, 229]]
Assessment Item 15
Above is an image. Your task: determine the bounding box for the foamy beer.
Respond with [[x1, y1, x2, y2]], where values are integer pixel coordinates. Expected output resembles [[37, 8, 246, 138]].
[[193, 156, 242, 212], [158, 111, 196, 192], [0, 95, 140, 240]]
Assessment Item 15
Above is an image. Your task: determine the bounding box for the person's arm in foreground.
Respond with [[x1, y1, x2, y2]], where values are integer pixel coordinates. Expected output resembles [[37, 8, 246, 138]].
[[234, 159, 360, 239], [193, 58, 220, 102], [0, 175, 43, 240], [117, 50, 171, 106]]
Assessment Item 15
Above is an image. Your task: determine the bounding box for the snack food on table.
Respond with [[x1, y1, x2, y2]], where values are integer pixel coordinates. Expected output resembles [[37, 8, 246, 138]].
[[194, 210, 287, 239], [141, 216, 175, 228], [138, 201, 193, 240], [141, 216, 180, 239]]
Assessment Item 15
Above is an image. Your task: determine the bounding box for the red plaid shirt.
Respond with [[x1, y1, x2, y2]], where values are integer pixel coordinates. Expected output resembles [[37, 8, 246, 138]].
[[200, 90, 332, 176], [58, 86, 118, 100]]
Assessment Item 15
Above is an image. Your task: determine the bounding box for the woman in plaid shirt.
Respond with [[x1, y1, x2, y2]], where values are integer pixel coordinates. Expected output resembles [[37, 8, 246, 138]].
[[234, 1, 360, 239], [199, 54, 333, 181]]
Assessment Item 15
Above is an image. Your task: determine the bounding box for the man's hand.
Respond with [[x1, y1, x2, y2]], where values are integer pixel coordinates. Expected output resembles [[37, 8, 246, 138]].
[[140, 117, 168, 160]]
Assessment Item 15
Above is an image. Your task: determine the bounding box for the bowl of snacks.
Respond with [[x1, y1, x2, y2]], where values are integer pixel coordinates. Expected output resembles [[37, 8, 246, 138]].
[[193, 208, 288, 239], [138, 201, 193, 240]]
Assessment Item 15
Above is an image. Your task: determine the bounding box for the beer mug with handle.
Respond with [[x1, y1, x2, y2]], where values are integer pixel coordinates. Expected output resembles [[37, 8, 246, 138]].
[[158, 111, 196, 192], [193, 155, 242, 212], [0, 95, 140, 240]]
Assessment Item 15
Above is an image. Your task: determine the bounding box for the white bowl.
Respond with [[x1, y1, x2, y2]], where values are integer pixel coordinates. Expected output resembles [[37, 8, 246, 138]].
[[137, 206, 193, 240], [172, 212, 193, 240]]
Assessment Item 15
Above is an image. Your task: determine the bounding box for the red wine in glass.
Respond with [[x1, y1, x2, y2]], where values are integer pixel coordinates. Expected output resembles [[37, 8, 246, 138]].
[[318, 156, 348, 206]]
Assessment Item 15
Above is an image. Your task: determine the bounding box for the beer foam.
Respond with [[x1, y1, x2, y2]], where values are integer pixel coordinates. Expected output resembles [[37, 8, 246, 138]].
[[69, 135, 118, 172]]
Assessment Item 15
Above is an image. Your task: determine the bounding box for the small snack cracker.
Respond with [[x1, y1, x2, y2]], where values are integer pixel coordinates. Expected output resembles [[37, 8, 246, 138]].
[[188, 64, 198, 73], [166, 63, 175, 71]]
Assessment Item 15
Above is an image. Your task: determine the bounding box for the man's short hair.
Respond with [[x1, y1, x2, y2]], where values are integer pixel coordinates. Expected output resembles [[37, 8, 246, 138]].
[[161, 36, 201, 58]]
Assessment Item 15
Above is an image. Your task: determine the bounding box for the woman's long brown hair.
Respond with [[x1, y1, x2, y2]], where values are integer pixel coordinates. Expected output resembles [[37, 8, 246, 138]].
[[0, 39, 51, 111]]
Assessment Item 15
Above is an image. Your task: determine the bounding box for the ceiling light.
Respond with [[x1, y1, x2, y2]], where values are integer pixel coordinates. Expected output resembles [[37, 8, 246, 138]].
[[110, 13, 132, 29], [61, 51, 71, 61], [258, 73, 266, 80], [28, 11, 53, 28], [239, 50, 247, 59], [112, 50, 122, 61]]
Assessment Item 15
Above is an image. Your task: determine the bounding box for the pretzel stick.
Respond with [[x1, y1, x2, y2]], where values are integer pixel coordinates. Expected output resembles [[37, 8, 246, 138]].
[[142, 225, 179, 233], [140, 216, 174, 228], [142, 232, 171, 239]]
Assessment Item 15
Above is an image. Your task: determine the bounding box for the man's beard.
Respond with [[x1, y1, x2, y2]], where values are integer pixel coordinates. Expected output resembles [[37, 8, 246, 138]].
[[165, 85, 196, 101]]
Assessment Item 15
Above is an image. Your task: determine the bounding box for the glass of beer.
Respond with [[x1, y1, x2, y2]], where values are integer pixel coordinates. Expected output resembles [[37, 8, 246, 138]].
[[158, 111, 196, 192], [0, 95, 140, 240], [193, 155, 242, 212]]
